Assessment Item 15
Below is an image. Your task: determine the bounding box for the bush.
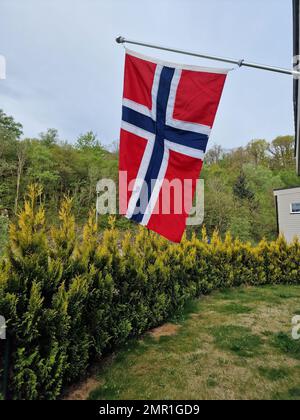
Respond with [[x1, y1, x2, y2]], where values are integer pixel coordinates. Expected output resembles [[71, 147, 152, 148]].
[[0, 186, 299, 399]]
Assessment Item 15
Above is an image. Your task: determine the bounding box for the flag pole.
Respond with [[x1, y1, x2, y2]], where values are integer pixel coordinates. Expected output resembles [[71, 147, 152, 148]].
[[116, 36, 300, 77]]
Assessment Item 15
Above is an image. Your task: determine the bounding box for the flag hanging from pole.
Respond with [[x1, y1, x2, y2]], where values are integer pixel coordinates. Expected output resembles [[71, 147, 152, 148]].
[[119, 49, 228, 242]]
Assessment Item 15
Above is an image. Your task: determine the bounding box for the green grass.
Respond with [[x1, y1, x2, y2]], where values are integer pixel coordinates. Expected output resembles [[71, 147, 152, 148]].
[[273, 386, 300, 400], [271, 333, 300, 360], [213, 303, 253, 315], [258, 367, 289, 382], [83, 285, 300, 401], [209, 325, 263, 358]]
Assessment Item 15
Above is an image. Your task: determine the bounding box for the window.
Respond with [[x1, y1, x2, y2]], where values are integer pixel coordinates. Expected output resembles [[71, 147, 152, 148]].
[[291, 203, 300, 214]]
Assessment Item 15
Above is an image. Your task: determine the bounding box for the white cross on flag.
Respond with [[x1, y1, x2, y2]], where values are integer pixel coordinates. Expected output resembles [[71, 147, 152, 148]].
[[119, 50, 228, 242]]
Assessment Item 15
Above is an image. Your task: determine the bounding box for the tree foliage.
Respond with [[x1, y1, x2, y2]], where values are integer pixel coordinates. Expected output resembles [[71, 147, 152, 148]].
[[0, 187, 299, 399], [0, 109, 298, 245], [0, 111, 118, 220]]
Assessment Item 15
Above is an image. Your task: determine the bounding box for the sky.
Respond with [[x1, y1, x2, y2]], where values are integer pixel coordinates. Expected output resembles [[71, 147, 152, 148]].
[[0, 0, 295, 149]]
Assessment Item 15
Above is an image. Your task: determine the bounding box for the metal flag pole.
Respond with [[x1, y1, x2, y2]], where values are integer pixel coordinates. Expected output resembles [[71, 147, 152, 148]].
[[116, 36, 300, 77]]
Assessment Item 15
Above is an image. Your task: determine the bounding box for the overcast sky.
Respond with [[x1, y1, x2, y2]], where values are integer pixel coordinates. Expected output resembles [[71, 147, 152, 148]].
[[0, 0, 295, 149]]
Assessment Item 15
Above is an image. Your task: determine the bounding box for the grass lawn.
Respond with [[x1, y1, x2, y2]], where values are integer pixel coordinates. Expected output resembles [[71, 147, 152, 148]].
[[75, 285, 300, 400]]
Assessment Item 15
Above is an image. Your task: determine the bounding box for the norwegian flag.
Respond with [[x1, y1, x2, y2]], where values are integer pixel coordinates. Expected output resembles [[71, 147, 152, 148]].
[[119, 50, 228, 242]]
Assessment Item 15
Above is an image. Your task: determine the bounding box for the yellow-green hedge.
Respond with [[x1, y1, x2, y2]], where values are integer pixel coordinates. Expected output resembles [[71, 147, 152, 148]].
[[0, 185, 299, 399]]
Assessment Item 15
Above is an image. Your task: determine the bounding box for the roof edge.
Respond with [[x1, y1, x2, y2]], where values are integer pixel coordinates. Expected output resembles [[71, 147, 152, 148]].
[[273, 186, 300, 192]]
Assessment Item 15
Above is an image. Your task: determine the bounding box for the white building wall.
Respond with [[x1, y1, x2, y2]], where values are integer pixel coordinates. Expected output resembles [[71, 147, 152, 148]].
[[274, 188, 300, 243]]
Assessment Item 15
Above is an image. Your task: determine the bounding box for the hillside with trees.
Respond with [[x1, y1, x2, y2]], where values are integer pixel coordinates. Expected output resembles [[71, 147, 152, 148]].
[[202, 136, 298, 242], [0, 109, 299, 250]]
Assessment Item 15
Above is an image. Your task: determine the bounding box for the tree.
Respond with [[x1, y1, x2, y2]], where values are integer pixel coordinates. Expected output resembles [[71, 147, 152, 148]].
[[0, 109, 23, 140], [0, 111, 22, 212], [205, 144, 224, 165], [229, 209, 252, 242], [224, 147, 249, 170], [26, 140, 60, 202], [76, 131, 101, 150], [204, 177, 235, 236], [2, 185, 69, 399], [109, 140, 119, 157], [15, 141, 28, 213], [40, 128, 59, 146], [246, 139, 269, 167], [233, 171, 255, 201], [269, 136, 294, 169]]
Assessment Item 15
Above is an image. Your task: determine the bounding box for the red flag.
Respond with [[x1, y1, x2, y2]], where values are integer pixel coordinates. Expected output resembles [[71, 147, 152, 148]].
[[119, 50, 228, 242]]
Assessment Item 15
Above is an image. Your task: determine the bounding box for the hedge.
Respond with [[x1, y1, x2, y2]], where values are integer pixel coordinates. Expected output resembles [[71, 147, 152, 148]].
[[0, 185, 299, 399]]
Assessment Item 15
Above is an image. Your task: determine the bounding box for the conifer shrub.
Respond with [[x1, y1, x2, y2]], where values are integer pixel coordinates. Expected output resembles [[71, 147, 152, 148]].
[[0, 185, 299, 399]]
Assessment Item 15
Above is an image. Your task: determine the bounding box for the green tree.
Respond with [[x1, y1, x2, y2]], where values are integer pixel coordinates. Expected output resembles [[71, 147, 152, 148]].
[[204, 177, 235, 236], [0, 110, 22, 212], [269, 136, 294, 169], [26, 140, 59, 202], [39, 129, 59, 146], [233, 171, 255, 201], [1, 185, 68, 399], [246, 139, 269, 167], [15, 141, 28, 213], [205, 144, 224, 165], [76, 131, 101, 150], [0, 109, 23, 140]]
